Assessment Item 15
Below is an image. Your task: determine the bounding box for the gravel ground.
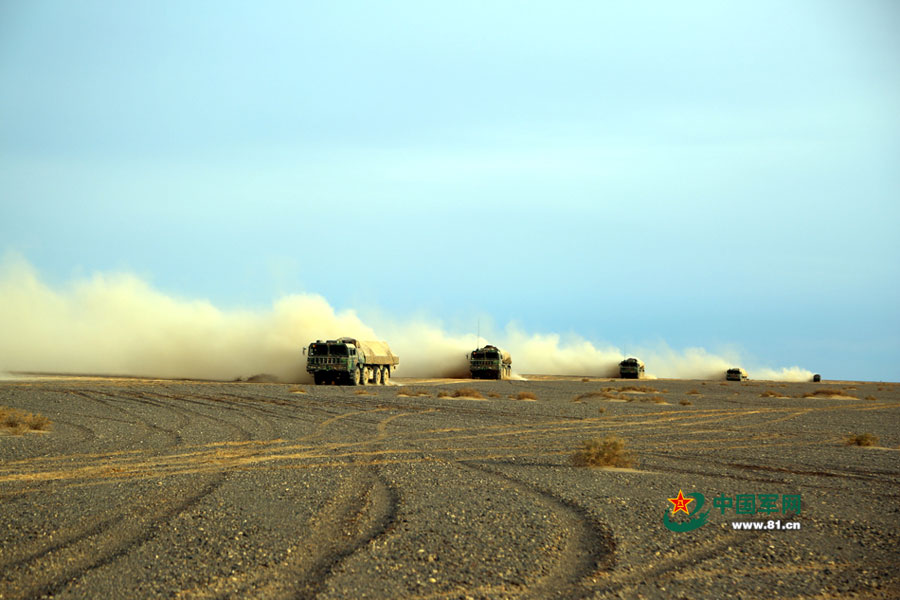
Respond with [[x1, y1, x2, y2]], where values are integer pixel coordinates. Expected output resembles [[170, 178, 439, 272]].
[[0, 376, 898, 599]]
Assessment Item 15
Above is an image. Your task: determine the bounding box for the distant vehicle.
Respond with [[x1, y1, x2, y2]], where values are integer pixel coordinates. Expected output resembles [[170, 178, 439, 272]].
[[305, 337, 399, 385], [619, 358, 645, 379], [726, 368, 749, 381], [812, 373, 821, 382], [468, 345, 512, 380]]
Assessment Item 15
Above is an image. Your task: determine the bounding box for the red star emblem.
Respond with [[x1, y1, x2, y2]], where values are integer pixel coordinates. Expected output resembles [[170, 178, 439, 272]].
[[668, 490, 694, 515]]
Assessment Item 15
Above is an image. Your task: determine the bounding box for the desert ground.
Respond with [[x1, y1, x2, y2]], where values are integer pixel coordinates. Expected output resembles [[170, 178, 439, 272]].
[[1, 376, 898, 599]]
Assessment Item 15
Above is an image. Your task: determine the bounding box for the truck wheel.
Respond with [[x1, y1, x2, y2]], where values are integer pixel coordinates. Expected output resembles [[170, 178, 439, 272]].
[[350, 368, 360, 386], [379, 366, 387, 385], [359, 367, 367, 386], [313, 373, 322, 385]]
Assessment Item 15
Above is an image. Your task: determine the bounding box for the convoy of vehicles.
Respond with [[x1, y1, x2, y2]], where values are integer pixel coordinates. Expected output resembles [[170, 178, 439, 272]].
[[301, 338, 812, 386], [468, 345, 512, 380], [726, 368, 749, 381], [618, 357, 645, 379], [305, 337, 399, 385]]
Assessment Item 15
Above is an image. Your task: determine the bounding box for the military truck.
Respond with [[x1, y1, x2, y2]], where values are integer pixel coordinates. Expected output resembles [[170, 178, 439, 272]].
[[468, 345, 512, 380], [305, 337, 399, 385], [619, 357, 645, 379], [726, 367, 749, 381]]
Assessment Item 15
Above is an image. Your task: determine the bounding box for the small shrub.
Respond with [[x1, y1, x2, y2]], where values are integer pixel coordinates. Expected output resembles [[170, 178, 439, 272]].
[[679, 399, 692, 406], [453, 388, 484, 399], [436, 391, 451, 398], [626, 394, 666, 403], [397, 389, 430, 398], [574, 391, 621, 402], [687, 389, 700, 395], [488, 392, 501, 398], [760, 390, 781, 398], [571, 436, 635, 468], [865, 395, 877, 401], [513, 391, 537, 400], [619, 385, 659, 393], [802, 389, 857, 399], [1, 407, 52, 435], [581, 378, 590, 383], [354, 389, 374, 396], [28, 414, 52, 431], [844, 433, 879, 447]]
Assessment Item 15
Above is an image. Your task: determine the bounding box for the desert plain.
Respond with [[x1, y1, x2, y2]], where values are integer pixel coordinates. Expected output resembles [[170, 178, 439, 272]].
[[1, 376, 898, 599]]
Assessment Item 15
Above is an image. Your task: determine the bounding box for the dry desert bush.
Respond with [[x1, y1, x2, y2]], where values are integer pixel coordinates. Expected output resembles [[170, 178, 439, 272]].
[[573, 391, 622, 402], [687, 389, 700, 395], [354, 389, 374, 396], [488, 392, 501, 398], [627, 395, 666, 404], [802, 389, 857, 399], [679, 399, 693, 406], [397, 388, 430, 398], [572, 436, 635, 468], [512, 391, 537, 400], [844, 433, 879, 447], [618, 385, 660, 393], [452, 388, 484, 399], [760, 390, 781, 398], [1, 407, 52, 435], [581, 378, 590, 382]]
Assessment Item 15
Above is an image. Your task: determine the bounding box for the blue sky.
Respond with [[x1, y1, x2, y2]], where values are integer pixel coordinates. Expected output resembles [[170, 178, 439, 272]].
[[1, 1, 898, 380]]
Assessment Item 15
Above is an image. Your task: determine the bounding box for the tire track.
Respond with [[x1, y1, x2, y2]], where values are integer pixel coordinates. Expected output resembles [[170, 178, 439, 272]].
[[128, 390, 255, 442], [175, 467, 399, 600], [66, 389, 184, 446], [457, 460, 616, 599], [0, 474, 226, 600]]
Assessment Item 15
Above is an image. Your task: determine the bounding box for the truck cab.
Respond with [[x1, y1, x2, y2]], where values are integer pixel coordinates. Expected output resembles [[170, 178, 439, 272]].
[[306, 340, 360, 385], [619, 357, 645, 379], [468, 345, 512, 380], [726, 368, 749, 381]]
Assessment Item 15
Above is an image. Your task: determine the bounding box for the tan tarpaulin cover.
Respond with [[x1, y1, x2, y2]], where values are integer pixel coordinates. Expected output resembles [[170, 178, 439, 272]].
[[338, 338, 400, 366]]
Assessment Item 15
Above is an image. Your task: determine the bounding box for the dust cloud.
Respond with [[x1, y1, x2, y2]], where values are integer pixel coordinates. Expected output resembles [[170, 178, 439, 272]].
[[0, 256, 813, 383], [0, 257, 372, 382]]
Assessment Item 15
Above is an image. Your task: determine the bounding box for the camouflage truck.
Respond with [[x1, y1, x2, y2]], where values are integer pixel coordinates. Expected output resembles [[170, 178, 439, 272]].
[[305, 337, 399, 385], [468, 345, 512, 380], [726, 367, 749, 381], [619, 357, 645, 379]]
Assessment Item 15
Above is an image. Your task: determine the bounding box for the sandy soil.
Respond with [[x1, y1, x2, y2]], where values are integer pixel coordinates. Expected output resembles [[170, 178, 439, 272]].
[[1, 377, 898, 599]]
